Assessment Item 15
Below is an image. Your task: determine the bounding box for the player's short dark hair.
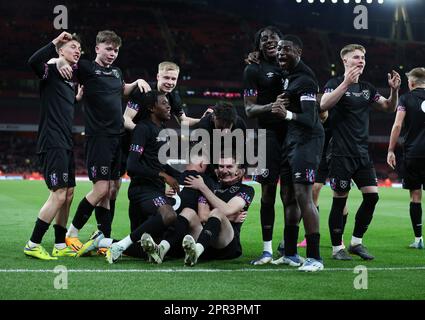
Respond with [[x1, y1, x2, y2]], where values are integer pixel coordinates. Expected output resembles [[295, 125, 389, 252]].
[[133, 90, 166, 123], [213, 101, 236, 127], [56, 33, 82, 50], [96, 30, 122, 47], [254, 26, 283, 52], [281, 35, 303, 50]]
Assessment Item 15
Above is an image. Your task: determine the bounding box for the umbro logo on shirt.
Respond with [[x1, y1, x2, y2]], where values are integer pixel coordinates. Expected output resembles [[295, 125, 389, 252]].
[[94, 69, 120, 78], [266, 72, 275, 78]]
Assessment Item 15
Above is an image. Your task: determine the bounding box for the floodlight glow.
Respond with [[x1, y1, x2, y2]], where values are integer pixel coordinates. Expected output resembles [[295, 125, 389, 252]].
[[355, 0, 361, 4], [331, 0, 338, 3], [343, 0, 350, 3], [366, 0, 372, 3], [308, 0, 314, 3], [296, 0, 302, 3], [378, 0, 384, 3]]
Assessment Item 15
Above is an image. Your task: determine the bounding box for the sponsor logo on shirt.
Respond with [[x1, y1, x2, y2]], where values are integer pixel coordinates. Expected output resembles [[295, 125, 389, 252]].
[[94, 69, 120, 78]]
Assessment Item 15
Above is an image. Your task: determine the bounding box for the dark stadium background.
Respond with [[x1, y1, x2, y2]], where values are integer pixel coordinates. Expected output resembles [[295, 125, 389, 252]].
[[1, 0, 424, 183]]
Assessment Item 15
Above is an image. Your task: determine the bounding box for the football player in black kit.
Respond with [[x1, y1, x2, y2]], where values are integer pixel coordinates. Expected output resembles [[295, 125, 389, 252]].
[[53, 30, 151, 251], [271, 35, 324, 272], [181, 153, 254, 266], [321, 44, 401, 260], [243, 26, 286, 265], [117, 62, 211, 227], [104, 90, 181, 263], [77, 91, 183, 261], [138, 152, 217, 263], [24, 32, 83, 260], [387, 67, 425, 249]]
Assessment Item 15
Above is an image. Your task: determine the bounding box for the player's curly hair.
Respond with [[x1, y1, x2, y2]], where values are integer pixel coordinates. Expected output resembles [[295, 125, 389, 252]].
[[253, 26, 283, 60], [133, 90, 166, 123], [213, 101, 236, 128]]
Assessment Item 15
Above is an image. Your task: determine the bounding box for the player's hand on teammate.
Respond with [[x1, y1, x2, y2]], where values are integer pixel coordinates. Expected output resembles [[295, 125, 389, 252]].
[[233, 211, 248, 223], [184, 175, 206, 191], [343, 65, 362, 86], [201, 107, 214, 118], [165, 187, 177, 197], [57, 60, 74, 80], [52, 31, 73, 46], [387, 151, 396, 169], [388, 70, 401, 91], [137, 79, 151, 93], [271, 93, 289, 118], [319, 110, 328, 123], [76, 85, 84, 102], [160, 172, 180, 193], [244, 51, 260, 65]]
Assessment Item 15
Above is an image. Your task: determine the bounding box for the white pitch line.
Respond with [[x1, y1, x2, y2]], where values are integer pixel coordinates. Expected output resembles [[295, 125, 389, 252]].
[[1, 266, 425, 273]]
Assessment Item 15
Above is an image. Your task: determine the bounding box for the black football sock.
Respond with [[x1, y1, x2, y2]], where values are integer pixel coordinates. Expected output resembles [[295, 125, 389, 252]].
[[353, 193, 379, 238], [72, 197, 95, 230], [53, 224, 67, 244], [284, 225, 299, 256], [306, 233, 321, 260], [30, 218, 50, 244], [410, 202, 422, 238], [197, 217, 221, 250], [95, 206, 112, 238], [130, 214, 166, 243], [329, 197, 347, 246]]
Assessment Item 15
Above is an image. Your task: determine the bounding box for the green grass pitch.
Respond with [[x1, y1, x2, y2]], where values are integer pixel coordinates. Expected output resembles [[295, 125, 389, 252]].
[[0, 180, 424, 300]]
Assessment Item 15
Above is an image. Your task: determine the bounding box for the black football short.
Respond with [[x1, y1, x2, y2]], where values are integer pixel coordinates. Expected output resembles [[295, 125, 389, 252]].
[[85, 135, 121, 182], [253, 129, 285, 185], [201, 233, 242, 261], [329, 156, 378, 192], [402, 158, 425, 190], [39, 148, 76, 190], [281, 136, 324, 186]]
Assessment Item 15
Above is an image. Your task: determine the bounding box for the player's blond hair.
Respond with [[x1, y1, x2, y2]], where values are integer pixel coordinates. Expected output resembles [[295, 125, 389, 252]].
[[340, 44, 366, 59], [406, 67, 425, 85], [158, 61, 180, 73]]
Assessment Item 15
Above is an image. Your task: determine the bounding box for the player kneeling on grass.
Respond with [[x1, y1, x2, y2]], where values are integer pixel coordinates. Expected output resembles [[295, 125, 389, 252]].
[[24, 32, 83, 260], [76, 91, 181, 263], [140, 153, 254, 266]]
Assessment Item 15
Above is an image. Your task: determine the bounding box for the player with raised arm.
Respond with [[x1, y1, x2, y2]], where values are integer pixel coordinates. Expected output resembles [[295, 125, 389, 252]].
[[321, 44, 400, 260]]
